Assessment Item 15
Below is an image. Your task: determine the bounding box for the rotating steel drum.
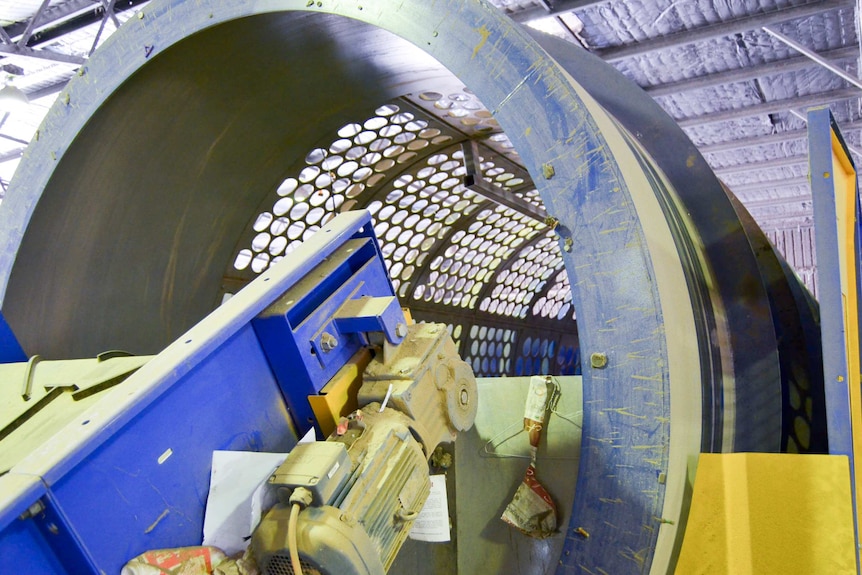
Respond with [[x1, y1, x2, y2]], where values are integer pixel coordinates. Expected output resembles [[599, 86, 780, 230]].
[[0, 1, 824, 573]]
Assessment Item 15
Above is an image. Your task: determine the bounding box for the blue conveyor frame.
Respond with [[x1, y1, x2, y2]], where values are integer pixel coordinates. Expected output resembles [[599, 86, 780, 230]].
[[0, 211, 393, 574]]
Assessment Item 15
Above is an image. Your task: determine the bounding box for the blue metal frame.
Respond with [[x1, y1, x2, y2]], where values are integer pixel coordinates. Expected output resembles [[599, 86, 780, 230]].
[[0, 211, 384, 574], [0, 311, 26, 363], [809, 108, 862, 571], [809, 108, 861, 457], [253, 227, 403, 433]]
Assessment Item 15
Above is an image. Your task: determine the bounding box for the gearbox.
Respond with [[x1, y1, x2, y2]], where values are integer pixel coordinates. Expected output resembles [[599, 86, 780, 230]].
[[252, 322, 477, 575]]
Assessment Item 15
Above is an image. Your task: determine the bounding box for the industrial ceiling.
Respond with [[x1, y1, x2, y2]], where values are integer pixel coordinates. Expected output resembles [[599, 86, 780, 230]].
[[0, 0, 857, 302]]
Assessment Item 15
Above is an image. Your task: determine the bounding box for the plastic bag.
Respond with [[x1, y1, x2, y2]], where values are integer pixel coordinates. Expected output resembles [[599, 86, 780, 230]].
[[501, 375, 559, 538], [122, 546, 258, 575]]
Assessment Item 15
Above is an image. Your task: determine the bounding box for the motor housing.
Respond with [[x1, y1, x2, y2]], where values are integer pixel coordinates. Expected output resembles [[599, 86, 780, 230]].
[[252, 323, 476, 575]]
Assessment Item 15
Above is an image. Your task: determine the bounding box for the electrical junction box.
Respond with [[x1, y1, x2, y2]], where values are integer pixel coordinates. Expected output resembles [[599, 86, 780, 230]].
[[269, 442, 351, 506]]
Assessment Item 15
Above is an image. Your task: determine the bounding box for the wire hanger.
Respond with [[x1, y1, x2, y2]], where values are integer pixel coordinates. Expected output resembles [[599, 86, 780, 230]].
[[481, 375, 583, 461]]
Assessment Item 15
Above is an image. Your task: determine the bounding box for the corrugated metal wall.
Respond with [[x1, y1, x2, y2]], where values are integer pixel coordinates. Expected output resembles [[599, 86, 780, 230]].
[[766, 225, 818, 298]]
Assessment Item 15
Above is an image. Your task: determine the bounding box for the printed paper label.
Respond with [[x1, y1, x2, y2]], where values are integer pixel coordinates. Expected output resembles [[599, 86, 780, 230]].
[[408, 474, 450, 542]]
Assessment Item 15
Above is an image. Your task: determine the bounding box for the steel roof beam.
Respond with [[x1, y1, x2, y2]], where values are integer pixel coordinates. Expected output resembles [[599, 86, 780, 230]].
[[0, 133, 29, 146], [3, 0, 101, 40], [0, 43, 84, 65], [0, 0, 89, 65], [99, 0, 121, 29], [763, 26, 862, 91], [723, 176, 811, 194], [0, 149, 24, 163], [712, 155, 808, 176], [0, 0, 147, 66], [755, 213, 813, 224], [1, 0, 148, 51], [699, 130, 810, 154], [595, 0, 847, 63], [754, 214, 814, 229], [786, 108, 862, 160], [509, 0, 608, 23], [16, 0, 52, 47], [27, 78, 71, 99], [743, 194, 811, 209], [697, 119, 861, 154], [677, 86, 860, 128], [752, 209, 814, 223], [645, 45, 859, 97]]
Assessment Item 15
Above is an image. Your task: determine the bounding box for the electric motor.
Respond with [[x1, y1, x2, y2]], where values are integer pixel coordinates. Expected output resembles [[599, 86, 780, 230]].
[[252, 323, 476, 575]]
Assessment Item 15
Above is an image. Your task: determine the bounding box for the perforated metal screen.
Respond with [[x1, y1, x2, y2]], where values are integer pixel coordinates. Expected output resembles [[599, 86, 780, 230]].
[[225, 87, 581, 378]]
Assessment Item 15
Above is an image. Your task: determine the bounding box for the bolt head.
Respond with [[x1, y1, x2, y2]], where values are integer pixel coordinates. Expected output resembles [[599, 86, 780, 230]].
[[320, 332, 339, 352], [590, 352, 608, 369]]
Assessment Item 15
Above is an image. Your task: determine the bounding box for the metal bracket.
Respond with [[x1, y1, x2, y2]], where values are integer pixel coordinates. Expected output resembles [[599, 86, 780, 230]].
[[20, 355, 40, 400], [332, 295, 406, 346], [460, 140, 548, 224]]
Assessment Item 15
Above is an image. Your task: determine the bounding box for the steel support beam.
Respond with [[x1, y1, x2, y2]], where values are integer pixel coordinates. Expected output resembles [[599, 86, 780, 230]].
[[0, 133, 30, 146], [461, 140, 548, 225], [712, 155, 807, 176], [787, 109, 862, 160], [3, 0, 102, 40], [0, 44, 84, 65], [749, 214, 814, 230], [0, 0, 88, 64], [677, 86, 860, 128], [509, 0, 608, 23], [699, 130, 810, 154], [646, 45, 859, 98], [0, 0, 148, 65], [744, 193, 811, 209], [596, 0, 847, 63], [763, 27, 862, 91], [99, 0, 121, 29], [697, 120, 861, 154], [755, 212, 814, 224], [16, 0, 53, 47], [25, 79, 70, 101], [0, 149, 24, 163], [724, 176, 811, 194], [88, 0, 119, 56]]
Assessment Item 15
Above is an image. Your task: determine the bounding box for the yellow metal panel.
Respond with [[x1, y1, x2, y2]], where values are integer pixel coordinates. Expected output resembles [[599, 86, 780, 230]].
[[308, 349, 371, 437], [830, 131, 862, 537], [675, 453, 856, 575], [308, 308, 409, 436]]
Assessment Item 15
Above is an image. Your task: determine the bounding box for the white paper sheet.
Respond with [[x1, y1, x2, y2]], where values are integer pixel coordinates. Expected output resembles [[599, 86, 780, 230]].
[[408, 474, 451, 542], [202, 451, 288, 556]]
